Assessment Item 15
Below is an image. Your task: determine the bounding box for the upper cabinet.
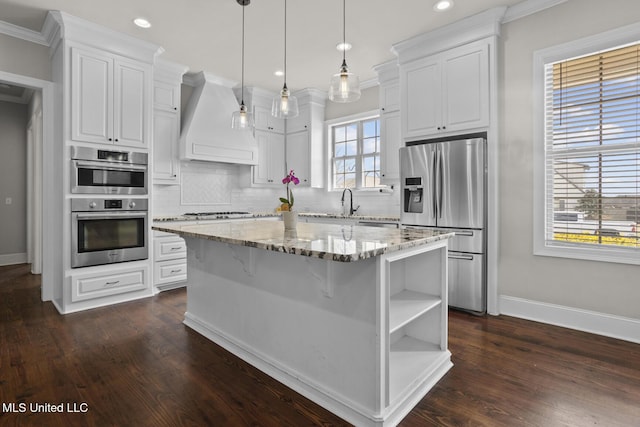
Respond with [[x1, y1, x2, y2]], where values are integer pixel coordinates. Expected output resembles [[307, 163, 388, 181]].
[[71, 46, 152, 148], [374, 61, 402, 184], [241, 87, 326, 188], [153, 59, 188, 185], [392, 7, 504, 142], [400, 40, 489, 140]]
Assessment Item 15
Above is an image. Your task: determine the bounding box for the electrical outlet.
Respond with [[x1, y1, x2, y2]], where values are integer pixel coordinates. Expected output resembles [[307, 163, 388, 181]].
[[5, 197, 11, 205]]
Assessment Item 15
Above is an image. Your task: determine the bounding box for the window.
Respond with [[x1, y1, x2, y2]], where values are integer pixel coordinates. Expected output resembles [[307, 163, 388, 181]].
[[331, 117, 381, 189], [534, 28, 640, 265]]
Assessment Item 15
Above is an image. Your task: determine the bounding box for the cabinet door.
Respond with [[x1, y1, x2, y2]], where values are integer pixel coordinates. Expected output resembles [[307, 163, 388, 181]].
[[71, 47, 113, 144], [380, 81, 400, 113], [153, 109, 180, 183], [254, 105, 285, 133], [154, 80, 180, 112], [114, 58, 149, 147], [442, 42, 489, 132], [286, 104, 309, 134], [402, 57, 441, 139], [253, 130, 285, 184], [380, 111, 401, 184], [286, 130, 310, 185]]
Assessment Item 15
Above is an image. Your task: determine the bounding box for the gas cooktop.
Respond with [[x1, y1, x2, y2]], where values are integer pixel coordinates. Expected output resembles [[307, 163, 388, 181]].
[[183, 211, 251, 216]]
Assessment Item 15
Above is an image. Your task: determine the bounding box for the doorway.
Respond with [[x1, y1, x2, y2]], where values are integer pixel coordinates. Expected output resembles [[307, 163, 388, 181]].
[[0, 70, 54, 302]]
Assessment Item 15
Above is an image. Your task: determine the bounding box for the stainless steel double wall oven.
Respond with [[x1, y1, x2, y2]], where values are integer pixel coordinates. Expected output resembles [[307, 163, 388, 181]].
[[70, 147, 149, 268]]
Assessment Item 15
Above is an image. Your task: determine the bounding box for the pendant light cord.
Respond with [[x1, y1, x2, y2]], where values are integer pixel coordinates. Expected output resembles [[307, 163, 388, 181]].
[[241, 4, 246, 104], [342, 0, 346, 64], [284, 0, 287, 85]]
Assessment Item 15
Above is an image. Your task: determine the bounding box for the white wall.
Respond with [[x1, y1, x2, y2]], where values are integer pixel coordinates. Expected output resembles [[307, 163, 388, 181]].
[[0, 33, 50, 81], [499, 0, 640, 320], [0, 101, 28, 262]]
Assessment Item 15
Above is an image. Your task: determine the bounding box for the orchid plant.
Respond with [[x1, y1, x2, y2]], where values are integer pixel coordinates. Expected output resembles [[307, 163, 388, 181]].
[[279, 169, 300, 211]]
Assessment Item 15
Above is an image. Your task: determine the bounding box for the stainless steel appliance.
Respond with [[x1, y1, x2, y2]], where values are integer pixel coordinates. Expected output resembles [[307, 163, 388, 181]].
[[71, 147, 148, 195], [71, 198, 148, 268], [400, 134, 487, 313]]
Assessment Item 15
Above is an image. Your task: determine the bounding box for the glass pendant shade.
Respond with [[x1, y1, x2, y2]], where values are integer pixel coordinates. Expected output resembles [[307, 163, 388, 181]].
[[231, 102, 254, 129], [272, 85, 299, 118], [329, 61, 360, 103]]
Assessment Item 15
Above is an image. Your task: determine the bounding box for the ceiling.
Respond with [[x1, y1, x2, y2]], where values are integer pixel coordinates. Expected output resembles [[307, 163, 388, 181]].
[[0, 0, 523, 92]]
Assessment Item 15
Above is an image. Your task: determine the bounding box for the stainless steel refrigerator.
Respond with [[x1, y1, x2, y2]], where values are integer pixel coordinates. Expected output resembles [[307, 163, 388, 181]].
[[400, 135, 487, 313]]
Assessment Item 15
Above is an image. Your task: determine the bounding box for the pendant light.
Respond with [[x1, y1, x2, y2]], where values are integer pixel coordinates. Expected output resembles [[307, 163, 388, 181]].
[[272, 0, 299, 118], [328, 0, 360, 103], [231, 0, 254, 130]]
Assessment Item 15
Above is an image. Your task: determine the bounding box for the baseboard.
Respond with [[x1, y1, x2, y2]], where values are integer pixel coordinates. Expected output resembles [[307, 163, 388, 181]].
[[0, 252, 27, 266], [499, 295, 640, 344]]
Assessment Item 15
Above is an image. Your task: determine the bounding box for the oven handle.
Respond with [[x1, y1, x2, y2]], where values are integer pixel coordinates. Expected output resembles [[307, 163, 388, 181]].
[[74, 211, 148, 221], [73, 159, 148, 171]]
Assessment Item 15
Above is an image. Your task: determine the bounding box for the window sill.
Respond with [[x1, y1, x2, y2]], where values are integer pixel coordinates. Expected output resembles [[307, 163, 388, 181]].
[[534, 242, 640, 266]]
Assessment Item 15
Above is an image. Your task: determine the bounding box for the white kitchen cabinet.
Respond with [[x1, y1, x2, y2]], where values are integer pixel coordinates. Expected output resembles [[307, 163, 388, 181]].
[[153, 231, 187, 291], [153, 80, 180, 113], [286, 104, 310, 134], [254, 130, 286, 185], [71, 46, 151, 148], [380, 111, 401, 183], [152, 59, 188, 185], [374, 61, 402, 185], [254, 104, 285, 133], [70, 263, 149, 303], [285, 130, 310, 185], [153, 109, 180, 183], [401, 40, 489, 140]]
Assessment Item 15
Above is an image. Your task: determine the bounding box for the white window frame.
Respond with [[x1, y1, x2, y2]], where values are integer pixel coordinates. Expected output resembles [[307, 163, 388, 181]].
[[533, 22, 640, 265], [325, 110, 383, 192]]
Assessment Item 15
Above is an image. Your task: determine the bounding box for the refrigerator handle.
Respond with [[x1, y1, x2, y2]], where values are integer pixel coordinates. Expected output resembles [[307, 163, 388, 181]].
[[438, 148, 444, 219], [432, 149, 438, 219]]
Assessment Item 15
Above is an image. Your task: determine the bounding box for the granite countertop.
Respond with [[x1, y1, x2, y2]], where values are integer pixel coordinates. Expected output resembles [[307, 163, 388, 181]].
[[153, 212, 401, 222], [152, 220, 452, 262]]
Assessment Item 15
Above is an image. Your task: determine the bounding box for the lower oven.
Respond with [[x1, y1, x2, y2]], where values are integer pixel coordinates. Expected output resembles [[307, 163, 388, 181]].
[[71, 198, 148, 268]]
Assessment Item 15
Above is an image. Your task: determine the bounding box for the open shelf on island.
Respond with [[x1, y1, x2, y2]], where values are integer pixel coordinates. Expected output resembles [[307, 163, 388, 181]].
[[389, 290, 441, 334], [389, 335, 445, 403]]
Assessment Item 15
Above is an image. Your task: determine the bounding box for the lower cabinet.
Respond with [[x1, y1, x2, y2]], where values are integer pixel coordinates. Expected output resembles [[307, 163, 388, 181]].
[[71, 265, 147, 302], [153, 231, 187, 291], [64, 261, 152, 314]]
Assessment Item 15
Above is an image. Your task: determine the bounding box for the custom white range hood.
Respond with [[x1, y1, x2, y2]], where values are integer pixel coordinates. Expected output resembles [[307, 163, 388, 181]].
[[180, 71, 258, 165]]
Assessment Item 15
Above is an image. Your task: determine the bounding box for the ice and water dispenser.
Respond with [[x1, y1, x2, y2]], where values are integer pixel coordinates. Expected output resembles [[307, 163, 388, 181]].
[[403, 177, 424, 213]]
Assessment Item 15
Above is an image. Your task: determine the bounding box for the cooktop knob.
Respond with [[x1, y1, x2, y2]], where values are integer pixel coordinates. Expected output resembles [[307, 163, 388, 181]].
[[129, 201, 136, 209], [89, 201, 97, 209]]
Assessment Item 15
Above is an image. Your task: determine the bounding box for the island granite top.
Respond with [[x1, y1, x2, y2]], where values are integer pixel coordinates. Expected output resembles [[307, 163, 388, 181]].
[[153, 220, 452, 262]]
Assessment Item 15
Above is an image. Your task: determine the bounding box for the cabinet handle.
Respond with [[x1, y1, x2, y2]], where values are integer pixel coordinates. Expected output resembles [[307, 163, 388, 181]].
[[104, 280, 120, 287], [442, 126, 446, 130], [115, 138, 119, 142], [108, 137, 113, 141], [173, 107, 177, 111], [170, 269, 183, 274], [381, 107, 385, 111], [170, 246, 182, 251]]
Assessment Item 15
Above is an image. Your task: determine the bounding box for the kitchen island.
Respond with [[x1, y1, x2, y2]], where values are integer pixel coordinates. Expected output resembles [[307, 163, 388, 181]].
[[152, 220, 453, 426]]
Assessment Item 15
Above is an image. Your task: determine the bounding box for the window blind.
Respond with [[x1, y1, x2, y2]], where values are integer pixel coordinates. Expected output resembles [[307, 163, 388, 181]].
[[544, 43, 640, 249]]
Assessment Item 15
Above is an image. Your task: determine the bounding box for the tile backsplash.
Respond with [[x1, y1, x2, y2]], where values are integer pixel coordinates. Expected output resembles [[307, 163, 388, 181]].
[[153, 161, 400, 217]]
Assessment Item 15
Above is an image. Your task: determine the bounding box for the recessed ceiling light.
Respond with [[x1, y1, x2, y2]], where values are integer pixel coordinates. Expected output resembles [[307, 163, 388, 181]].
[[133, 18, 151, 29], [274, 70, 284, 77], [336, 42, 352, 52], [433, 0, 454, 12]]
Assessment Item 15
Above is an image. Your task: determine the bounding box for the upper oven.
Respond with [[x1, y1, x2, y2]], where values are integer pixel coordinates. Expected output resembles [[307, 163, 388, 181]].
[[71, 146, 148, 195]]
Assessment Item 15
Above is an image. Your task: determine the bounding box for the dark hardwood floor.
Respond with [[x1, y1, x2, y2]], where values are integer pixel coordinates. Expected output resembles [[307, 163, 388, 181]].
[[1, 264, 639, 426]]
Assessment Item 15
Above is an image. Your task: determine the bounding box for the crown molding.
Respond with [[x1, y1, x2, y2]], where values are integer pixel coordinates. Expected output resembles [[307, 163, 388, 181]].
[[503, 0, 569, 23], [0, 19, 48, 46], [392, 7, 507, 64]]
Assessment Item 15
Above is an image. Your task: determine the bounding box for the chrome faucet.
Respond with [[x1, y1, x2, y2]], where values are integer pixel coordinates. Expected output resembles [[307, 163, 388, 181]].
[[340, 188, 360, 216]]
